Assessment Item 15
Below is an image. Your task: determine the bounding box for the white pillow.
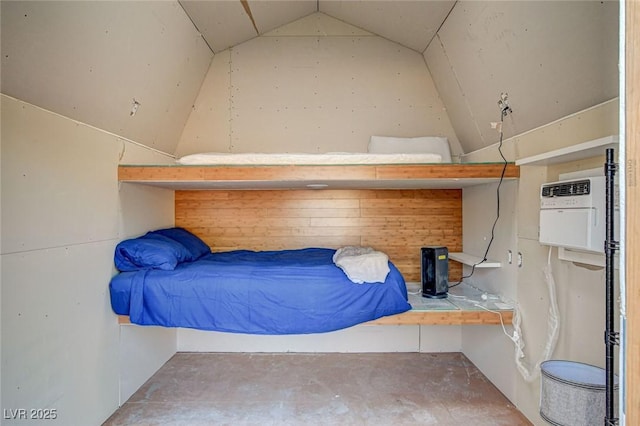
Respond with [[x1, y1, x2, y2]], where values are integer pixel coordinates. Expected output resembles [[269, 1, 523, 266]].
[[368, 136, 452, 163]]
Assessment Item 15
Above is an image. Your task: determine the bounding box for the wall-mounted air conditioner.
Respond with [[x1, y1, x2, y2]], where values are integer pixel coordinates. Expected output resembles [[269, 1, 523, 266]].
[[539, 176, 605, 253]]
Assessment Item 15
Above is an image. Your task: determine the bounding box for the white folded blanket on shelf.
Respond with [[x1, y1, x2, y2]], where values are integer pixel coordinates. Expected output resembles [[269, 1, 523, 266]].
[[332, 246, 390, 284]]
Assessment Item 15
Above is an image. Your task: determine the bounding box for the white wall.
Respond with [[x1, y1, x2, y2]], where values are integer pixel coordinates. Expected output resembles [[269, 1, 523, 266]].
[[0, 1, 212, 154], [459, 179, 519, 402], [178, 325, 461, 354], [0, 1, 620, 158], [176, 12, 463, 158], [425, 1, 619, 153], [0, 95, 176, 425], [463, 101, 619, 425]]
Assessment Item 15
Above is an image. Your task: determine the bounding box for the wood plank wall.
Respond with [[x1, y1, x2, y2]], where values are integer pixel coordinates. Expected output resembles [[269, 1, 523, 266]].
[[175, 189, 462, 282]]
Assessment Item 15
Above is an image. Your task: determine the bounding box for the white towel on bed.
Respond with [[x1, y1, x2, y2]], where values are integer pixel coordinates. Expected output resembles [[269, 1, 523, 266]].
[[333, 246, 390, 284]]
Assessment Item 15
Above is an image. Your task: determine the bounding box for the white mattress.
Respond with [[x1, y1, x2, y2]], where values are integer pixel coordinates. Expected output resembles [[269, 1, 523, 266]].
[[368, 136, 452, 162], [176, 152, 443, 165]]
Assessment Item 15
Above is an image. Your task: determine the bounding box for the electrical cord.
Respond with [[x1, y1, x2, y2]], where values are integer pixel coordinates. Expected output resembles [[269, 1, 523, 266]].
[[474, 303, 511, 340], [449, 103, 509, 288], [509, 246, 561, 382]]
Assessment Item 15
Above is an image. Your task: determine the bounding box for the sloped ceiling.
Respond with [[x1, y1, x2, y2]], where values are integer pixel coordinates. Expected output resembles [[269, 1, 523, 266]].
[[180, 0, 318, 52], [1, 1, 619, 155], [427, 1, 619, 152], [180, 0, 455, 53], [1, 1, 213, 154], [180, 0, 618, 152]]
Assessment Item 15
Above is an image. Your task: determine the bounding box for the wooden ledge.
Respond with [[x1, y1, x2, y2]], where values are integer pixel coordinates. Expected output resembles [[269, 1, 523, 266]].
[[117, 308, 512, 327], [118, 163, 519, 190], [119, 163, 520, 181], [367, 308, 513, 326]]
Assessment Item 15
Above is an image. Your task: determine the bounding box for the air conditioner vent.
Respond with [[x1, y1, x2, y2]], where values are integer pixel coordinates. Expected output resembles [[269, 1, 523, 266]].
[[541, 179, 591, 197]]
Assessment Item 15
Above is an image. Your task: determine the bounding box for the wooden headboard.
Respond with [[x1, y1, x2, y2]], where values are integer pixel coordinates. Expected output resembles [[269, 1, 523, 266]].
[[175, 188, 462, 282]]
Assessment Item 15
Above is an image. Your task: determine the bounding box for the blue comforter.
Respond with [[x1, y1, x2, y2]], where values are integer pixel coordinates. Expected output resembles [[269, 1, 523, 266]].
[[110, 248, 410, 334]]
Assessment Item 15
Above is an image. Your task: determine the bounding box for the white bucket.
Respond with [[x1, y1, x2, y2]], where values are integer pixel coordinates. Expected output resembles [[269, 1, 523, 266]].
[[540, 360, 618, 426]]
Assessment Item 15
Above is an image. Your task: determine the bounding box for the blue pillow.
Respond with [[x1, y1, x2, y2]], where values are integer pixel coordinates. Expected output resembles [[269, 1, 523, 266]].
[[114, 234, 191, 272], [150, 227, 211, 261], [142, 233, 193, 263]]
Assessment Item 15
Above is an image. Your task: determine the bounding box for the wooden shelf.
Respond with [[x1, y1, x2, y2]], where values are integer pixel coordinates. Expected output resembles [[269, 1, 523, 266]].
[[449, 252, 501, 268], [118, 163, 520, 190], [119, 309, 512, 327], [368, 309, 512, 325], [516, 135, 619, 166], [369, 282, 513, 325]]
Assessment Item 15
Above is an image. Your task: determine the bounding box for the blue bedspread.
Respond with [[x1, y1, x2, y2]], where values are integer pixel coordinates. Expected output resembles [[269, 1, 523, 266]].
[[110, 248, 410, 334]]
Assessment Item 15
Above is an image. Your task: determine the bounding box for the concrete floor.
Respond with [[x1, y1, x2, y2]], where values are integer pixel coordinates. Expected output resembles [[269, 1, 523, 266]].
[[103, 352, 532, 425]]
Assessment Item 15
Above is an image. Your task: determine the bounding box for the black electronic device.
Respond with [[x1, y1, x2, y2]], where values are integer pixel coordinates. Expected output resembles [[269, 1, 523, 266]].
[[421, 247, 449, 298]]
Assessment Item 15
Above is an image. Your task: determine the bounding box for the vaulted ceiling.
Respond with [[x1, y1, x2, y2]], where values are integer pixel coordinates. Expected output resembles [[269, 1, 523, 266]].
[[1, 1, 619, 156], [179, 0, 456, 54]]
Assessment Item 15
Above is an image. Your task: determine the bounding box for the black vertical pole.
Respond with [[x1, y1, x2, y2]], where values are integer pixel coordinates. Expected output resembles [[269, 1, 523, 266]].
[[604, 148, 619, 425]]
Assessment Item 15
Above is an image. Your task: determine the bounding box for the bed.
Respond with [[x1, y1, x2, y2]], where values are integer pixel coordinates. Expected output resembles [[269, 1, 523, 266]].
[[109, 228, 411, 335], [175, 136, 452, 165], [112, 136, 520, 328], [118, 136, 518, 190]]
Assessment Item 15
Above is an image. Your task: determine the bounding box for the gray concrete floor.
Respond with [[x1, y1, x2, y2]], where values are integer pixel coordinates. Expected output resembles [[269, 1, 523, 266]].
[[103, 352, 532, 425]]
